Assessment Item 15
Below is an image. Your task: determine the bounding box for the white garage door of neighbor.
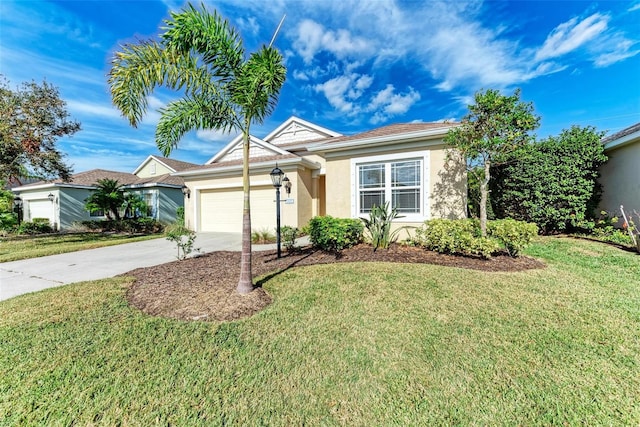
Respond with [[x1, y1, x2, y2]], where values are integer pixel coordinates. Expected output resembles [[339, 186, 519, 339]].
[[27, 199, 53, 223], [199, 186, 276, 232]]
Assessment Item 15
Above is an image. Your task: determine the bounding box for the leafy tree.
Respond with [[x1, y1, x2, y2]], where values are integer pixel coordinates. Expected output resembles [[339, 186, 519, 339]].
[[85, 179, 126, 220], [491, 125, 607, 233], [108, 3, 286, 294], [0, 77, 80, 183], [445, 89, 540, 236]]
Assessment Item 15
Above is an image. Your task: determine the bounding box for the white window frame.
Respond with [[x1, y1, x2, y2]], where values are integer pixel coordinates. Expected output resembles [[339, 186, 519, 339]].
[[351, 151, 430, 222]]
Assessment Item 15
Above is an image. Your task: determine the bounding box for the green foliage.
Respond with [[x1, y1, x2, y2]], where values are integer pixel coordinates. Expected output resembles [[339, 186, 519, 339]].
[[85, 179, 126, 220], [445, 88, 540, 236], [487, 218, 538, 256], [281, 225, 300, 252], [0, 77, 80, 182], [251, 228, 275, 244], [122, 192, 149, 219], [491, 125, 607, 234], [165, 223, 199, 260], [413, 218, 537, 258], [0, 212, 17, 231], [584, 211, 635, 246], [0, 182, 14, 213], [414, 219, 498, 258], [361, 201, 404, 251], [17, 218, 53, 235], [175, 206, 185, 226], [79, 218, 163, 234], [308, 215, 363, 253]]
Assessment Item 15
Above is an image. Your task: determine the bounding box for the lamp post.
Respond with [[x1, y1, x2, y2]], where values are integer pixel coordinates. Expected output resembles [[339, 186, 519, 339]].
[[13, 196, 22, 226], [270, 165, 284, 258]]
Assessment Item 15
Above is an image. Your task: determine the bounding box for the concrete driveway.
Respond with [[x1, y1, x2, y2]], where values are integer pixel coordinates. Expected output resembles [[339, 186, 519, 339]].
[[0, 233, 248, 302]]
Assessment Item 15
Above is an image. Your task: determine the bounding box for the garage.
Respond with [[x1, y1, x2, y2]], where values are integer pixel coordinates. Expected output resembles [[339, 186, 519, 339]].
[[199, 186, 277, 232], [26, 199, 53, 224]]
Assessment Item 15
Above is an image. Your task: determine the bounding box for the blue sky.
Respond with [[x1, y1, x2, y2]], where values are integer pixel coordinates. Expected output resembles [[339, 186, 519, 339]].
[[1, 0, 639, 173]]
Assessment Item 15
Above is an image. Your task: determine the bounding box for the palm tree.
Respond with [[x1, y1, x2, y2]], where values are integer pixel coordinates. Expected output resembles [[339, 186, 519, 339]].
[[108, 3, 286, 294], [85, 179, 125, 220]]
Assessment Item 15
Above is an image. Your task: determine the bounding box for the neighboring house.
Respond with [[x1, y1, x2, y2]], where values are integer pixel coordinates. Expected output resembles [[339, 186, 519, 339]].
[[599, 122, 640, 217], [175, 116, 466, 234], [12, 156, 196, 230]]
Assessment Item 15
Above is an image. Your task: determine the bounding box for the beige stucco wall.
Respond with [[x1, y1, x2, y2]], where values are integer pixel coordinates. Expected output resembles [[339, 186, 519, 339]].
[[136, 159, 173, 178], [599, 142, 640, 216], [183, 166, 318, 232], [324, 144, 466, 228]]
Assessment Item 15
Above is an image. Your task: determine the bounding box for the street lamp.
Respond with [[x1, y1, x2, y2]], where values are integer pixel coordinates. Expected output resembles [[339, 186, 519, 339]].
[[13, 196, 22, 226], [270, 165, 284, 258]]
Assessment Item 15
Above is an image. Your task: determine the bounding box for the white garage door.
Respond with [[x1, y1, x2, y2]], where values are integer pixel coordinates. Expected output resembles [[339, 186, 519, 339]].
[[27, 199, 53, 223], [199, 186, 277, 233]]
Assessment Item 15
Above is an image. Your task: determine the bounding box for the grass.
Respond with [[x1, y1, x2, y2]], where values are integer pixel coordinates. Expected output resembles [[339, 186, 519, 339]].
[[1, 237, 639, 425], [0, 232, 162, 262]]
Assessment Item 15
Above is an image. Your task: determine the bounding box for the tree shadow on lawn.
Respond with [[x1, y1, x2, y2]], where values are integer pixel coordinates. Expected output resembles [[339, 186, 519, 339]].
[[124, 244, 546, 322]]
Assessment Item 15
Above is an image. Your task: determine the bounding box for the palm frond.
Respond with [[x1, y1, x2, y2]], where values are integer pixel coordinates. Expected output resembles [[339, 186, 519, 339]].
[[155, 95, 237, 156]]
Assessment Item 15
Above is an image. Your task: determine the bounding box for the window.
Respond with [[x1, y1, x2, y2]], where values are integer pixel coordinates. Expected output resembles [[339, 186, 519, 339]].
[[353, 152, 429, 220], [89, 209, 104, 217]]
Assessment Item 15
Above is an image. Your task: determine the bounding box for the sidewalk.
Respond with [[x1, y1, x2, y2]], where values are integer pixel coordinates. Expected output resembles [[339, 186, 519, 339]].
[[0, 233, 246, 301]]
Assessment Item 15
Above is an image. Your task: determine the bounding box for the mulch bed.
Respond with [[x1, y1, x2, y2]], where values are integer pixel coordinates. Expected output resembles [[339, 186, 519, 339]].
[[124, 244, 545, 322]]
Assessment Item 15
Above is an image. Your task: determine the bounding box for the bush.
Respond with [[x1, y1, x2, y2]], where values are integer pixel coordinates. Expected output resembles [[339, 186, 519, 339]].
[[79, 218, 164, 234], [0, 212, 18, 231], [165, 223, 199, 260], [361, 202, 404, 251], [251, 228, 275, 244], [487, 218, 538, 256], [413, 218, 536, 258], [491, 126, 607, 234], [308, 216, 363, 253], [17, 219, 53, 235], [281, 225, 300, 252]]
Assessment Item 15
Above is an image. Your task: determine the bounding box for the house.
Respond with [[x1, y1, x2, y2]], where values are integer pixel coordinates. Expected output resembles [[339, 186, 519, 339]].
[[599, 123, 640, 217], [12, 155, 196, 230], [175, 117, 466, 234]]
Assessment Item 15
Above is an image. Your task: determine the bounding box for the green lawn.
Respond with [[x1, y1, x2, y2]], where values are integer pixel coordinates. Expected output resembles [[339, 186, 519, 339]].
[[0, 232, 162, 262], [1, 237, 638, 425]]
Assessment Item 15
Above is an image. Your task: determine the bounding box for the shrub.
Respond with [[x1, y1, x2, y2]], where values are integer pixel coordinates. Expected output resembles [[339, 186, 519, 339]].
[[251, 228, 275, 244], [413, 218, 536, 258], [491, 125, 607, 234], [487, 218, 538, 256], [361, 202, 404, 251], [17, 219, 53, 235], [165, 223, 199, 260], [308, 216, 363, 253], [281, 225, 300, 252], [0, 212, 18, 231], [79, 218, 164, 234]]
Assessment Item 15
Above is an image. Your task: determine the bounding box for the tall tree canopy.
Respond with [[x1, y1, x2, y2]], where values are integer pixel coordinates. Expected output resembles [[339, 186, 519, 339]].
[[0, 77, 80, 183], [445, 89, 540, 236], [108, 3, 286, 293]]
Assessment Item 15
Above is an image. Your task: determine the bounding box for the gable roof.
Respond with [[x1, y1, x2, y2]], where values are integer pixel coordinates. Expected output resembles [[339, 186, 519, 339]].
[[206, 135, 292, 164], [206, 116, 342, 165], [132, 155, 198, 175], [602, 122, 640, 151]]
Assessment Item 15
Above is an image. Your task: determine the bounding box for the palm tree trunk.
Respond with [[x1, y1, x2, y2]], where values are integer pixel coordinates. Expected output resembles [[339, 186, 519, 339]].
[[237, 126, 253, 294]]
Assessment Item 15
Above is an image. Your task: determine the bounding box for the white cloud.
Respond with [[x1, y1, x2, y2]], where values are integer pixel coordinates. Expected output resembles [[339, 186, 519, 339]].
[[368, 85, 420, 124], [293, 19, 373, 65], [535, 13, 609, 61]]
